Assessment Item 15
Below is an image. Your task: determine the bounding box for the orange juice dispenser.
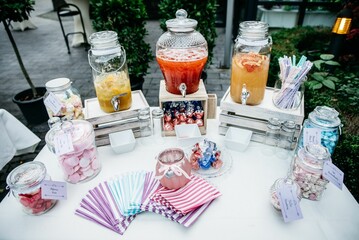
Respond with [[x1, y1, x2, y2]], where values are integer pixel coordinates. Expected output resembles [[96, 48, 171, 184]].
[[156, 9, 208, 97], [230, 21, 272, 105], [88, 31, 132, 113]]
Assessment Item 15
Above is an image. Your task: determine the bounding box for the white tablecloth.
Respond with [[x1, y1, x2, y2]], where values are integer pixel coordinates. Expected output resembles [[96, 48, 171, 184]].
[[0, 109, 40, 170], [0, 117, 358, 240]]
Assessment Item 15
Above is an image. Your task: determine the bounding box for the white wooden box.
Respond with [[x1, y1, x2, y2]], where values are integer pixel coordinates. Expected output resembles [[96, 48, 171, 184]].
[[84, 90, 150, 146], [159, 80, 208, 136], [218, 87, 304, 149]]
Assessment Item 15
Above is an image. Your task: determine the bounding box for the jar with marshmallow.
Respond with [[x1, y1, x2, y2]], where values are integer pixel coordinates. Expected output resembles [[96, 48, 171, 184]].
[[44, 78, 84, 120], [292, 144, 331, 201], [45, 120, 100, 184]]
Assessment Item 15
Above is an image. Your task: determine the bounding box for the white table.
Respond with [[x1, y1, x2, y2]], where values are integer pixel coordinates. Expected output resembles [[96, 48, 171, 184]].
[[0, 118, 358, 240]]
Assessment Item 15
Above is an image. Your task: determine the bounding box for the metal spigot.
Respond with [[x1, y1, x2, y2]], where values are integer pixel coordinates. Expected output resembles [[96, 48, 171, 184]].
[[179, 83, 187, 98], [111, 93, 127, 111], [241, 84, 250, 105]]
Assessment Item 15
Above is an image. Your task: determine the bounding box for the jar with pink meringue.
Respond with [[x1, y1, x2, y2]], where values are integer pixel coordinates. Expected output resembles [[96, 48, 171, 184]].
[[270, 177, 302, 212], [292, 144, 331, 201], [45, 120, 100, 184], [155, 148, 192, 189], [6, 162, 57, 215]]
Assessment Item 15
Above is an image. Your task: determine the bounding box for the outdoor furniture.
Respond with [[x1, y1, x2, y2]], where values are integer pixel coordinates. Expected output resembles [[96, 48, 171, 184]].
[[0, 108, 358, 239], [57, 3, 88, 54]]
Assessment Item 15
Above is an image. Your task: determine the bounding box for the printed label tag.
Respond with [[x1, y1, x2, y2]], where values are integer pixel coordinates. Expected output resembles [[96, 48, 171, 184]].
[[41, 180, 67, 200], [323, 161, 344, 190], [303, 128, 321, 146], [54, 133, 74, 156], [44, 92, 62, 115], [277, 185, 303, 223]]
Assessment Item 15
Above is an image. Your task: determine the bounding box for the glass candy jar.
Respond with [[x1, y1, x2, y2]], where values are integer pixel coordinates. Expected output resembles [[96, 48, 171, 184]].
[[45, 120, 100, 184], [155, 148, 192, 189], [270, 177, 302, 212], [278, 120, 297, 149], [264, 117, 281, 146], [6, 162, 57, 215], [297, 106, 342, 154], [230, 21, 272, 105], [44, 78, 84, 120], [156, 9, 208, 96], [88, 31, 132, 113], [292, 144, 331, 201]]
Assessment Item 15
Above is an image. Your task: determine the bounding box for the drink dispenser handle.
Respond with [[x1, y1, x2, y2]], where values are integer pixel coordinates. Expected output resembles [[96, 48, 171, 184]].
[[179, 83, 187, 98], [111, 93, 127, 111], [241, 84, 250, 105]]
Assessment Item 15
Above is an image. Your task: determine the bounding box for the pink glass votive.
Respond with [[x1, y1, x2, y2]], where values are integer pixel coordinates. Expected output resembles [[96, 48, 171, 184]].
[[155, 148, 192, 190]]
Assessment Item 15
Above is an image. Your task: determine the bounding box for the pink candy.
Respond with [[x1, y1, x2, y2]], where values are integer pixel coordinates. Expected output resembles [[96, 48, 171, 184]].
[[18, 188, 57, 215]]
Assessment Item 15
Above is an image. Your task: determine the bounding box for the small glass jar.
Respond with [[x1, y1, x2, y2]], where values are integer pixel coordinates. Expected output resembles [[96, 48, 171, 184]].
[[270, 177, 302, 212], [44, 78, 84, 120], [230, 21, 272, 105], [88, 31, 132, 113], [138, 108, 152, 137], [292, 144, 331, 201], [155, 148, 192, 189], [156, 9, 208, 96], [6, 162, 57, 215], [45, 120, 100, 184], [278, 120, 297, 149], [152, 108, 164, 137], [264, 117, 281, 146], [297, 106, 342, 154]]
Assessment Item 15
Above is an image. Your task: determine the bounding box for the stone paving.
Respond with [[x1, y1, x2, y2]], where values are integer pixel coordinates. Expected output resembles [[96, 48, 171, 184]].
[[0, 0, 230, 200]]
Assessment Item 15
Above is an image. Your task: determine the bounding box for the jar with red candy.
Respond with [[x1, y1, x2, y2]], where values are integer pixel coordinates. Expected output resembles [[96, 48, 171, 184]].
[[155, 148, 192, 189], [6, 162, 57, 215], [45, 120, 101, 184]]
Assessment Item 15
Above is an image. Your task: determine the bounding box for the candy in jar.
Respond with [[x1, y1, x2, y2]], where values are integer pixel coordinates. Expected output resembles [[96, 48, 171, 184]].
[[155, 148, 192, 189], [44, 78, 84, 120], [292, 144, 331, 201], [270, 177, 302, 211], [230, 21, 272, 105], [88, 31, 132, 113], [297, 106, 342, 154], [6, 162, 57, 215], [45, 120, 101, 184], [156, 9, 208, 96]]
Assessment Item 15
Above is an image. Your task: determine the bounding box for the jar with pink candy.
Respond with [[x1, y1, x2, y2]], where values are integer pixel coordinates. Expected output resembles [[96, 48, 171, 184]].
[[6, 162, 57, 215], [45, 120, 100, 184], [292, 144, 331, 201], [155, 148, 192, 190]]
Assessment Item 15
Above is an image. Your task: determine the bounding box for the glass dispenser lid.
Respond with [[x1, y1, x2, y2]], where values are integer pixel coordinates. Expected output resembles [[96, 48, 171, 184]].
[[165, 9, 198, 31]]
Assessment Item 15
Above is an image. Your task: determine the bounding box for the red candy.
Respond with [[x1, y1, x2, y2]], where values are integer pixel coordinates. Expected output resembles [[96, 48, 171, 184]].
[[18, 188, 56, 215]]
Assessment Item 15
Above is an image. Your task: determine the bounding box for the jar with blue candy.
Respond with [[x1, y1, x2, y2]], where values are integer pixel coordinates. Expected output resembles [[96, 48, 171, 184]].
[[297, 106, 342, 155]]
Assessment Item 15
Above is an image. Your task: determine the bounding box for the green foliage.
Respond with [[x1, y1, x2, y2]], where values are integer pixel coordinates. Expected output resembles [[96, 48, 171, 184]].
[[0, 0, 34, 22], [306, 54, 340, 91], [90, 0, 153, 82], [158, 0, 217, 66]]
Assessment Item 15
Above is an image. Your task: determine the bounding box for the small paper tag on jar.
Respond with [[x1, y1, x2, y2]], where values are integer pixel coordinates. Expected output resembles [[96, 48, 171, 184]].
[[277, 184, 303, 223], [303, 128, 321, 146], [41, 180, 67, 200], [44, 92, 62, 115], [323, 161, 344, 190], [54, 133, 74, 156]]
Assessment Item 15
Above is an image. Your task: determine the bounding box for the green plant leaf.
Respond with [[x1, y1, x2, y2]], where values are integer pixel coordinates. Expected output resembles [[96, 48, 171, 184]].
[[311, 73, 325, 81], [312, 82, 323, 90], [325, 60, 341, 66], [320, 54, 335, 60], [323, 79, 336, 90], [327, 76, 340, 82], [313, 60, 324, 70]]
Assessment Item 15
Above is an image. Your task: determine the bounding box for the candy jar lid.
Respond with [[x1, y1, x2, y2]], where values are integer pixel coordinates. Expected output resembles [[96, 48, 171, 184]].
[[281, 120, 296, 132], [308, 106, 341, 128], [297, 144, 331, 171], [6, 162, 46, 192], [267, 117, 281, 130], [45, 78, 71, 92], [45, 120, 94, 154]]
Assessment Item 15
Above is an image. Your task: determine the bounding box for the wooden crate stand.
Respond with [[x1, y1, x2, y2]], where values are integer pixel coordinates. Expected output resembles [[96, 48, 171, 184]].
[[159, 80, 208, 136]]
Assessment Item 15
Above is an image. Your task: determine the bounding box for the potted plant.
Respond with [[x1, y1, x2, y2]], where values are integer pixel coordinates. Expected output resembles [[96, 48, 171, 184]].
[[90, 0, 153, 91], [0, 0, 48, 124]]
